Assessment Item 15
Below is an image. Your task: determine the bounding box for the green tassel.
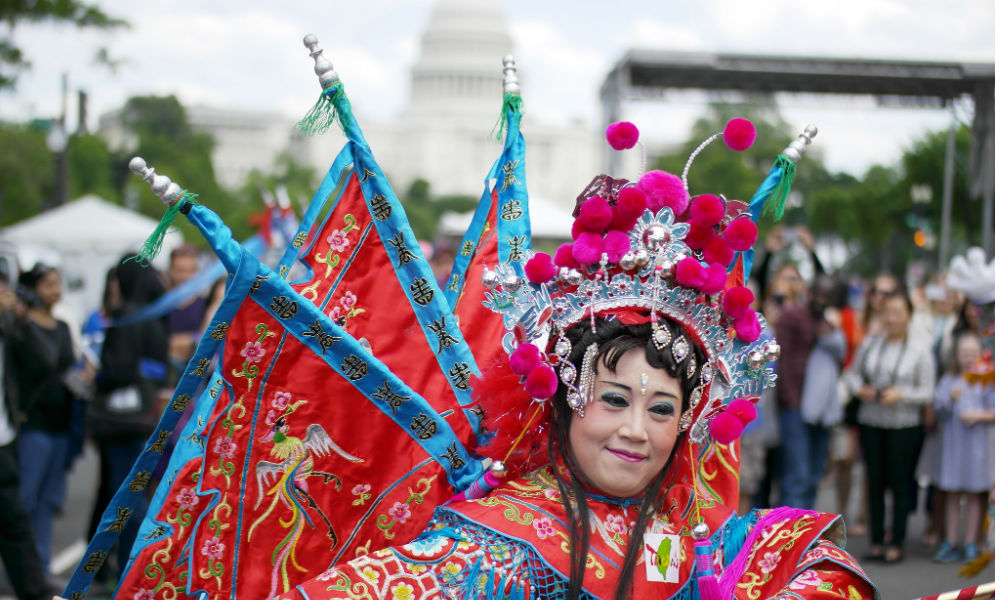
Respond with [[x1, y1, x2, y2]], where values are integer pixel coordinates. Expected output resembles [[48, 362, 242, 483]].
[[765, 154, 796, 221], [295, 84, 349, 136], [126, 191, 198, 265], [490, 93, 523, 141]]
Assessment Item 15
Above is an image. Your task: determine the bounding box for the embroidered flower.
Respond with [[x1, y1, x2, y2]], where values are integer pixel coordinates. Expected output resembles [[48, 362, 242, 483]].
[[264, 409, 279, 428], [241, 341, 266, 363], [441, 561, 462, 578], [328, 305, 343, 322], [388, 501, 411, 523], [175, 487, 197, 511], [604, 513, 627, 535], [803, 547, 826, 563], [360, 566, 380, 584], [789, 569, 823, 590], [317, 567, 342, 582], [533, 517, 556, 539], [352, 483, 371, 496], [757, 550, 781, 574], [201, 536, 225, 561], [213, 437, 237, 459], [133, 589, 155, 600], [406, 535, 448, 557], [341, 291, 358, 310], [406, 563, 428, 575], [391, 582, 415, 600], [272, 391, 291, 411], [327, 230, 350, 253], [542, 487, 560, 501]]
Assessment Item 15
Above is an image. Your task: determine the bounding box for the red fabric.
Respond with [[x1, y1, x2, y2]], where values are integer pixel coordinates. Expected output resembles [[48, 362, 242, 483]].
[[451, 190, 512, 371]]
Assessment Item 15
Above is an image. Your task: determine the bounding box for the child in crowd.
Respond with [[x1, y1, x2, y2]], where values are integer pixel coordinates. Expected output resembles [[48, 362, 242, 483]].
[[933, 331, 994, 562]]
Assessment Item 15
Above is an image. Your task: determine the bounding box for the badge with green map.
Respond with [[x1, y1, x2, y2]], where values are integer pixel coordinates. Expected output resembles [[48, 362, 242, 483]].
[[643, 533, 681, 582]]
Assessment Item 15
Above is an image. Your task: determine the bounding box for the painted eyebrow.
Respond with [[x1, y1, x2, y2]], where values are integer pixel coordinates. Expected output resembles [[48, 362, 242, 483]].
[[599, 380, 680, 401]]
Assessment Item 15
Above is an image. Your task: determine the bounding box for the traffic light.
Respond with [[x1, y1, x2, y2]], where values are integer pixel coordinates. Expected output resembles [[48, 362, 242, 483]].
[[914, 229, 928, 247]]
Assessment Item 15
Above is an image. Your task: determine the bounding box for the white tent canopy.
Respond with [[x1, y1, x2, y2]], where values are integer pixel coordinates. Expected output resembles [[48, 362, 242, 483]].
[[0, 194, 183, 325]]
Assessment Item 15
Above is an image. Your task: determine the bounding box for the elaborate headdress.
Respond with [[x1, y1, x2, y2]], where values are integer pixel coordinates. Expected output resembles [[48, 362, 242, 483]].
[[471, 118, 820, 488]]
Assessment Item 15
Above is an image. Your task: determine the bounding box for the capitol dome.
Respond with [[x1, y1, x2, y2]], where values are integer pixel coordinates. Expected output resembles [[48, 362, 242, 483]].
[[408, 0, 514, 118]]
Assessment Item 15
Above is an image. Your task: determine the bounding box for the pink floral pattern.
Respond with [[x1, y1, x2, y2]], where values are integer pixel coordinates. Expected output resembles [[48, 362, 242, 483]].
[[757, 550, 781, 574], [133, 589, 155, 600], [533, 517, 556, 539], [327, 230, 350, 252], [201, 536, 225, 561], [352, 483, 371, 496], [388, 501, 412, 523], [788, 569, 823, 590], [241, 341, 266, 363], [176, 487, 197, 511], [213, 437, 237, 459], [341, 291, 358, 310], [272, 391, 291, 411], [604, 513, 627, 535]]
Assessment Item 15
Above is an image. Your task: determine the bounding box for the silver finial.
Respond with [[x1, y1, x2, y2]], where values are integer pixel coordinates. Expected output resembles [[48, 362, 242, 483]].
[[781, 124, 819, 163], [303, 34, 339, 87], [502, 55, 520, 95], [129, 157, 182, 206]]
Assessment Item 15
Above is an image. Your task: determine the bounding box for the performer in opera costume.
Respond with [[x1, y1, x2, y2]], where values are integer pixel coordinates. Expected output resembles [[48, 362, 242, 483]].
[[61, 34, 877, 600]]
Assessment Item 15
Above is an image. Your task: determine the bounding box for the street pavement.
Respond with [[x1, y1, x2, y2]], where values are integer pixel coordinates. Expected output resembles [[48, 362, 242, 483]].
[[0, 444, 994, 599]]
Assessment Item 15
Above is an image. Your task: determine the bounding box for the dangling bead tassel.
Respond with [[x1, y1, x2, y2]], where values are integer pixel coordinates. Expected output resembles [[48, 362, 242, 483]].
[[764, 154, 796, 220], [491, 92, 523, 141], [126, 191, 198, 265], [693, 522, 725, 600], [295, 82, 349, 136]]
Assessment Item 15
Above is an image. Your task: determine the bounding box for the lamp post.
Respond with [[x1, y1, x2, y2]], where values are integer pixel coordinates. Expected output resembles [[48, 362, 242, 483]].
[[45, 119, 69, 209]]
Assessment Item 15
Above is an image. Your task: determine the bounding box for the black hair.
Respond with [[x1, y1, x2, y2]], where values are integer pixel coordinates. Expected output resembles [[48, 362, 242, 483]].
[[547, 316, 707, 600], [17, 262, 57, 290], [882, 288, 913, 316]]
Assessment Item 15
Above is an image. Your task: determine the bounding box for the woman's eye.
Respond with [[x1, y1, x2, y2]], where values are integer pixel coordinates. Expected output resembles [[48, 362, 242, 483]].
[[600, 393, 628, 407], [649, 403, 675, 417]]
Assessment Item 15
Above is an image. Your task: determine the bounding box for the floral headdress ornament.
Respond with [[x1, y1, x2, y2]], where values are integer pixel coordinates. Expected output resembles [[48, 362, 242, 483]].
[[474, 118, 783, 478]]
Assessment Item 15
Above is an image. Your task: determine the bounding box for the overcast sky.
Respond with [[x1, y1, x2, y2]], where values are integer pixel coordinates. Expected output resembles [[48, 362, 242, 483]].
[[1, 0, 993, 177]]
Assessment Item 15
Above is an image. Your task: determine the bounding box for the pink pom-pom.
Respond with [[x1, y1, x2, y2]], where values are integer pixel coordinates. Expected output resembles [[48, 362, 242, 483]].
[[727, 397, 758, 425], [610, 207, 639, 233], [675, 257, 707, 288], [571, 218, 587, 240], [554, 243, 577, 268], [733, 308, 762, 342], [572, 232, 603, 265], [638, 170, 688, 215], [709, 411, 744, 444], [700, 263, 727, 295], [703, 237, 735, 267], [616, 187, 647, 219], [603, 230, 631, 263], [685, 224, 716, 251], [509, 343, 542, 376], [524, 364, 558, 399], [722, 286, 755, 317], [578, 196, 613, 232], [723, 118, 756, 151], [690, 194, 725, 227], [605, 121, 640, 151], [525, 252, 556, 284], [724, 216, 758, 251]]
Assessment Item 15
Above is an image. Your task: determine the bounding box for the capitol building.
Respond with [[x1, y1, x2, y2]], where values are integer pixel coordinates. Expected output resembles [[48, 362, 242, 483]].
[[100, 0, 614, 226]]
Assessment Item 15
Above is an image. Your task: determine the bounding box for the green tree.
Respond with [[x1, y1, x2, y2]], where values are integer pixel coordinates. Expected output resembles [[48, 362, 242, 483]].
[[899, 125, 977, 248], [0, 0, 126, 90], [399, 178, 477, 241], [0, 121, 52, 225], [68, 133, 118, 201], [118, 95, 242, 245]]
